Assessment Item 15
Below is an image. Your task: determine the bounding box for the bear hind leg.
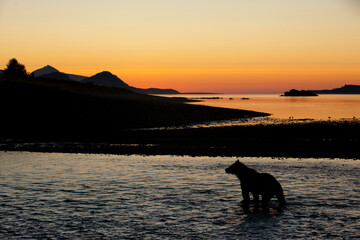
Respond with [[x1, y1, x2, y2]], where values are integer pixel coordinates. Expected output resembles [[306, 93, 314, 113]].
[[261, 194, 271, 208], [252, 192, 260, 203], [275, 190, 286, 207]]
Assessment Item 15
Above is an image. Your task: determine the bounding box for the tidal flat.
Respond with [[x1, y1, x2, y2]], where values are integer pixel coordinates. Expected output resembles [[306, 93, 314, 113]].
[[2, 119, 360, 159]]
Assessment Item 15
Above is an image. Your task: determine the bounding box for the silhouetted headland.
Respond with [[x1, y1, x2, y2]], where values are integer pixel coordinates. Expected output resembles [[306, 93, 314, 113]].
[[0, 74, 268, 142], [281, 89, 318, 96], [310, 84, 360, 94]]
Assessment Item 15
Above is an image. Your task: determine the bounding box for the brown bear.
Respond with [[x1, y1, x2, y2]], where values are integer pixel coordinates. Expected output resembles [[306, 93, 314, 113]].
[[225, 160, 285, 207]]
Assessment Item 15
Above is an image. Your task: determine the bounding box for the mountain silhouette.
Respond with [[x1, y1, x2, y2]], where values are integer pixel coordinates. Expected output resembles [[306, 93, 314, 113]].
[[41, 72, 72, 81], [67, 73, 87, 81], [82, 71, 130, 88], [32, 66, 179, 94], [82, 71, 179, 94], [310, 85, 360, 94], [31, 65, 59, 78], [31, 65, 86, 81]]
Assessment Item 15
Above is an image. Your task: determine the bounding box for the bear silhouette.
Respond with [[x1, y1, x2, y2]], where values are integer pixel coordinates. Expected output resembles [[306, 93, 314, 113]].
[[225, 160, 285, 208]]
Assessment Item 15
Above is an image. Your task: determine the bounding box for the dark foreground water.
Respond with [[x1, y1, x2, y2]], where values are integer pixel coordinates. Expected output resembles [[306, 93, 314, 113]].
[[0, 152, 359, 239]]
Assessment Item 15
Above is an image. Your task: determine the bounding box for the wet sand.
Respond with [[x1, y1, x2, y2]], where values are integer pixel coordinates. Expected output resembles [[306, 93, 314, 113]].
[[2, 119, 359, 159]]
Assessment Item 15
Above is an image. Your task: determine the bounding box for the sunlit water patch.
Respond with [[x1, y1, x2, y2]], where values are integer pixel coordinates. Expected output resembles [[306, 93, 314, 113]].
[[134, 117, 352, 130], [159, 94, 360, 120], [0, 152, 359, 239]]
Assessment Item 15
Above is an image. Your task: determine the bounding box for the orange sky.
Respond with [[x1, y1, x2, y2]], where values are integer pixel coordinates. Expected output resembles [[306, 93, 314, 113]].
[[1, 0, 359, 93]]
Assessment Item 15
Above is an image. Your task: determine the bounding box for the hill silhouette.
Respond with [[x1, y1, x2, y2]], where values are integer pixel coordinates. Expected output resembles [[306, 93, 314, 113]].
[[41, 72, 72, 81], [31, 65, 179, 94], [31, 65, 87, 81], [31, 65, 59, 77], [310, 84, 360, 94], [82, 71, 130, 88], [82, 71, 180, 94], [0, 76, 268, 141]]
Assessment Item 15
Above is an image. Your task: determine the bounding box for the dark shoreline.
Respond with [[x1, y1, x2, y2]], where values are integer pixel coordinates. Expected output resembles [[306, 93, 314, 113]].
[[1, 77, 359, 159], [1, 120, 359, 159], [0, 77, 268, 138]]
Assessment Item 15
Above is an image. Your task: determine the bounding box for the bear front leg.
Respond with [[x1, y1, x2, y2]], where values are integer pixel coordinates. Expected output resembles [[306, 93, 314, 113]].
[[241, 186, 250, 204], [252, 192, 259, 203]]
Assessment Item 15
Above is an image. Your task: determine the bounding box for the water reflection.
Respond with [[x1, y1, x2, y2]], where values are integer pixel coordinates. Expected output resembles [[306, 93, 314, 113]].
[[159, 94, 360, 120], [135, 116, 358, 131]]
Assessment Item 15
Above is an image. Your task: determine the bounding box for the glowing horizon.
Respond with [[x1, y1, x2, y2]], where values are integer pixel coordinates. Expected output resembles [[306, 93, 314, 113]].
[[1, 0, 359, 93]]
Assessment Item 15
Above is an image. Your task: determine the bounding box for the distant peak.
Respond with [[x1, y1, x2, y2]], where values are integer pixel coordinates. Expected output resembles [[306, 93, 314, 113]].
[[31, 65, 59, 77], [98, 71, 113, 75], [92, 71, 120, 79], [83, 70, 129, 88], [41, 65, 58, 70]]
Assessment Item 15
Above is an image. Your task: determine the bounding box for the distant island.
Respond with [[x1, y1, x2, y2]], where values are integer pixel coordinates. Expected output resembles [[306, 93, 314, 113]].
[[281, 89, 318, 97], [309, 84, 360, 94], [30, 65, 179, 94]]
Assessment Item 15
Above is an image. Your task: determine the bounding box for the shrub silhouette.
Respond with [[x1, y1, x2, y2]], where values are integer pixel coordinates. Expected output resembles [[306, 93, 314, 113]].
[[4, 58, 28, 78]]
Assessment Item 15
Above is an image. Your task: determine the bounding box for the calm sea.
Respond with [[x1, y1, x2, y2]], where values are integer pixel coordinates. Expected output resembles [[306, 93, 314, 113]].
[[160, 94, 360, 120], [0, 152, 359, 239]]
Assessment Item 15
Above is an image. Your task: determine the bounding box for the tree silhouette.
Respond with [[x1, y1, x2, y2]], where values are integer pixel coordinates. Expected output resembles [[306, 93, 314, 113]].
[[4, 58, 28, 78]]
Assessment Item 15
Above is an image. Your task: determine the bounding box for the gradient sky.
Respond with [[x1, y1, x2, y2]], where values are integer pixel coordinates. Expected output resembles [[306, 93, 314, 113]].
[[1, 0, 359, 93]]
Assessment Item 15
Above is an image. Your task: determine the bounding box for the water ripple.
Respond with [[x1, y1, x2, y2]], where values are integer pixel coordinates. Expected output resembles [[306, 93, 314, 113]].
[[0, 152, 359, 239]]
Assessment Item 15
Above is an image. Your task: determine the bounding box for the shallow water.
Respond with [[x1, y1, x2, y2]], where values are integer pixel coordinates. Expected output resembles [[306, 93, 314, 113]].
[[0, 152, 359, 239], [160, 94, 360, 120]]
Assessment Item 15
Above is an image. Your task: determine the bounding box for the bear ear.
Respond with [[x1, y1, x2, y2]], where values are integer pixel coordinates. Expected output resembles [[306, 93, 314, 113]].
[[236, 160, 239, 163]]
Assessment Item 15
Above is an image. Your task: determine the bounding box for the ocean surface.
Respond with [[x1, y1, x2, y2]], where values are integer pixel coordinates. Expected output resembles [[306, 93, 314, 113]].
[[0, 152, 359, 239], [160, 94, 360, 120]]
